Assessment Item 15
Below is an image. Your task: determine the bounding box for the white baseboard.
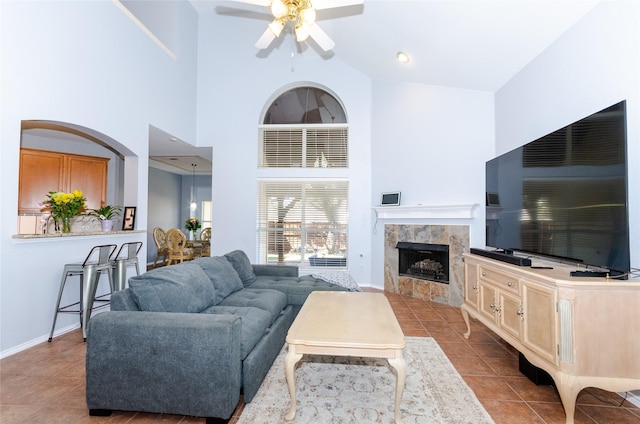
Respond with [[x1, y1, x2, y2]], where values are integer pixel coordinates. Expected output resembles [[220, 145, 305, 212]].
[[619, 390, 640, 408], [0, 324, 80, 359]]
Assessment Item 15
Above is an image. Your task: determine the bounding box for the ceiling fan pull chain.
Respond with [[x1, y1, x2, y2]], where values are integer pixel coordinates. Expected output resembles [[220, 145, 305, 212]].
[[291, 27, 296, 72]]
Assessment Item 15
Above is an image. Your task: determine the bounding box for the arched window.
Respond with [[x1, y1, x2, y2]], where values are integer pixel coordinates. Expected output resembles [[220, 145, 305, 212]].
[[259, 86, 348, 168], [257, 86, 349, 268]]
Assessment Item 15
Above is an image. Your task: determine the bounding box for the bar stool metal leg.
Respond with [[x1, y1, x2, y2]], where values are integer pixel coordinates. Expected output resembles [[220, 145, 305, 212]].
[[81, 266, 114, 341], [112, 260, 127, 292], [48, 267, 74, 342]]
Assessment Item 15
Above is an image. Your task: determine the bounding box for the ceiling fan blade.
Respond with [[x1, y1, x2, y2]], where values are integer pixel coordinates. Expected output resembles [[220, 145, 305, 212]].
[[255, 26, 277, 49], [227, 0, 271, 6], [313, 0, 364, 10], [307, 23, 335, 51]]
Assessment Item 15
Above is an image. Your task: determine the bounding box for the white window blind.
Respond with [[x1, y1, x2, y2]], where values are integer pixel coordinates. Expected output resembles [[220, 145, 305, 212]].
[[257, 180, 348, 266], [259, 126, 348, 168]]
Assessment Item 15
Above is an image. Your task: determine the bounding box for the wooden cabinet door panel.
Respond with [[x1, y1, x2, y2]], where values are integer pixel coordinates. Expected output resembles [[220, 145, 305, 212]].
[[498, 291, 522, 340], [464, 260, 479, 309], [19, 149, 65, 213], [522, 281, 556, 364], [66, 156, 108, 210], [479, 283, 497, 322]]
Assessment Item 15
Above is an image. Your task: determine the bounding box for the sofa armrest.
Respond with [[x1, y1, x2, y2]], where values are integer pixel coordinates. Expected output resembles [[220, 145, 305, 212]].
[[252, 264, 299, 278], [86, 311, 242, 419]]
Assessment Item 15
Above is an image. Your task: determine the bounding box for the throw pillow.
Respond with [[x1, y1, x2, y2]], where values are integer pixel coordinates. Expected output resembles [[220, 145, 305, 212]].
[[128, 262, 216, 313], [224, 250, 257, 286], [192, 256, 244, 304]]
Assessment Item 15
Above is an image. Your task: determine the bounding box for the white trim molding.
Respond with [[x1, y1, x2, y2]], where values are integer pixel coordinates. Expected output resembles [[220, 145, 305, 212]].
[[373, 204, 479, 220]]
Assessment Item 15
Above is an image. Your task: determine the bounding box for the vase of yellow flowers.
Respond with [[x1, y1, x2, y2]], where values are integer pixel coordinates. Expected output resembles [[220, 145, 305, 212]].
[[185, 217, 201, 240], [41, 190, 87, 233]]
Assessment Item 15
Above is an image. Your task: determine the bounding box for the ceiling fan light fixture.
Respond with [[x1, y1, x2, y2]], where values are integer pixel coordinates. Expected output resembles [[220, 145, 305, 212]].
[[271, 0, 287, 19], [295, 23, 311, 42], [269, 19, 285, 37], [300, 7, 316, 25]]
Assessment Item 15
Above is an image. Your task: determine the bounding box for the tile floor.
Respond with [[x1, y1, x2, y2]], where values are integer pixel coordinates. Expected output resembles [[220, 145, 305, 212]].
[[1, 289, 638, 424]]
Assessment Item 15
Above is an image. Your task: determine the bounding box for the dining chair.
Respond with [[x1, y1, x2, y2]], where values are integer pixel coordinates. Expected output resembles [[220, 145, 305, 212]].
[[166, 228, 195, 265], [200, 227, 211, 257], [152, 227, 169, 267], [48, 244, 117, 342]]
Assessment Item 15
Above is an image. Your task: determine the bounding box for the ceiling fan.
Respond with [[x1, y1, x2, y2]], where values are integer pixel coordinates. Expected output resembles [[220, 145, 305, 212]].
[[230, 0, 363, 51]]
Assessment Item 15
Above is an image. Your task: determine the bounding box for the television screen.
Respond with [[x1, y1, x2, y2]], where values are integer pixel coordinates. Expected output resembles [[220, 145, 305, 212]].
[[486, 101, 629, 273]]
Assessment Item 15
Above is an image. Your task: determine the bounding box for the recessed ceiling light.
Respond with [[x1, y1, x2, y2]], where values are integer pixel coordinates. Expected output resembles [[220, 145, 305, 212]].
[[169, 137, 178, 142], [396, 51, 410, 64]]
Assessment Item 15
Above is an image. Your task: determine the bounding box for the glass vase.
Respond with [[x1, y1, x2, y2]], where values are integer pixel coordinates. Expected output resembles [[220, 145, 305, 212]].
[[192, 230, 198, 240], [61, 216, 71, 233]]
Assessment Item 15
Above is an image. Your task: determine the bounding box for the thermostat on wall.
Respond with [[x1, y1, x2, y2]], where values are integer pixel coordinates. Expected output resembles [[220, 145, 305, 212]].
[[380, 192, 401, 206]]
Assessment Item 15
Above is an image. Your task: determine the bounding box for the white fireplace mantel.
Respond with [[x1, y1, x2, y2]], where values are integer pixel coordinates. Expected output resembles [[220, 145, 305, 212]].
[[373, 204, 479, 220]]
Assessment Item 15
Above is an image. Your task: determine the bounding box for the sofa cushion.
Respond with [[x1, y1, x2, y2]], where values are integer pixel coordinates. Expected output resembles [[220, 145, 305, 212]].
[[128, 262, 216, 313], [201, 305, 271, 359], [224, 250, 257, 286], [249, 275, 346, 306], [218, 288, 287, 326], [192, 256, 244, 304]]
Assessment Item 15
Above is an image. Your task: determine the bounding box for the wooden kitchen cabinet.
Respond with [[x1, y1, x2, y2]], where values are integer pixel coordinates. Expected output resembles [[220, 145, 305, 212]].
[[19, 148, 108, 213], [461, 253, 640, 424]]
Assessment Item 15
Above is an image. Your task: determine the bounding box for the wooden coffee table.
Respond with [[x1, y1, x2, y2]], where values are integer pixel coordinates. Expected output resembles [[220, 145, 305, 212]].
[[284, 291, 407, 423]]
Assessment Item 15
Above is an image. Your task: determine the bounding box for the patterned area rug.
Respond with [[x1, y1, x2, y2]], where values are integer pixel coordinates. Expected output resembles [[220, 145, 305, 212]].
[[238, 337, 494, 424]]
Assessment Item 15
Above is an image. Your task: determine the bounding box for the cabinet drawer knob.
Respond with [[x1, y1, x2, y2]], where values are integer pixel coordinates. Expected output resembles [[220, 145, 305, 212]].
[[508, 281, 513, 287]]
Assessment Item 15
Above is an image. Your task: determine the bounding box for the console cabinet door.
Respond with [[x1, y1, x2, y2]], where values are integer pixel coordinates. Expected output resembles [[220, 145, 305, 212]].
[[521, 280, 557, 364], [464, 259, 479, 310], [478, 282, 498, 322], [497, 290, 522, 340]]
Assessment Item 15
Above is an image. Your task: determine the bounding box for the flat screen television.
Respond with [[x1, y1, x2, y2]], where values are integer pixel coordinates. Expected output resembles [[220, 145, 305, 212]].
[[485, 100, 629, 274]]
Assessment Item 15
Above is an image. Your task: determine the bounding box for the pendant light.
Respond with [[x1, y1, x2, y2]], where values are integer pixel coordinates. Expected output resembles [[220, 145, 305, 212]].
[[190, 163, 197, 210]]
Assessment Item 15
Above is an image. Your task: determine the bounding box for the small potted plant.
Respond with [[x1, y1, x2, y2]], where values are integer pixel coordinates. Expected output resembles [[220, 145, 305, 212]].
[[88, 205, 122, 232]]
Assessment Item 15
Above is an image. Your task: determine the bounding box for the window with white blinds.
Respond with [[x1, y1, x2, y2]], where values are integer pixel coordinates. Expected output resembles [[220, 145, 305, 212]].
[[259, 126, 348, 168], [257, 180, 348, 267]]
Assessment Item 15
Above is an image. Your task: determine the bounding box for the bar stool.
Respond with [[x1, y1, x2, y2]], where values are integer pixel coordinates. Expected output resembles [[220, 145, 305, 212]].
[[48, 244, 117, 342], [111, 241, 143, 291]]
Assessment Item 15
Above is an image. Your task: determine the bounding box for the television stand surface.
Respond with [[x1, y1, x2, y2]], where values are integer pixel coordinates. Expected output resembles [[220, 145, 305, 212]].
[[469, 248, 532, 266], [462, 253, 640, 424]]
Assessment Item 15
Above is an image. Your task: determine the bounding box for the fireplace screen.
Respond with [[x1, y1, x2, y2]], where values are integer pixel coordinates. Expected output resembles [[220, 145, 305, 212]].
[[396, 242, 449, 284]]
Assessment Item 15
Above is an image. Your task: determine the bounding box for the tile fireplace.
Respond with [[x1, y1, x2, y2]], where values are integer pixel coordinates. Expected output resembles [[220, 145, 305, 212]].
[[384, 224, 469, 307]]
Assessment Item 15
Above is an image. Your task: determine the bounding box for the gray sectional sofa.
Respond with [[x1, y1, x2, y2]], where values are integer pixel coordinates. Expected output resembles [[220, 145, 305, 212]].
[[85, 250, 347, 423]]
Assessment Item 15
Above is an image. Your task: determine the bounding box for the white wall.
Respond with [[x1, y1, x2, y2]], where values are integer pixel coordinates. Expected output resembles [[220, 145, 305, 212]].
[[495, 1, 640, 269], [147, 167, 182, 263], [369, 81, 495, 288], [0, 0, 200, 354]]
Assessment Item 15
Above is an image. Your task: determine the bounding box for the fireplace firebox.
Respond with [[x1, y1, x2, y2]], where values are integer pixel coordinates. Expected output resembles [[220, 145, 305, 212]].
[[396, 242, 449, 284]]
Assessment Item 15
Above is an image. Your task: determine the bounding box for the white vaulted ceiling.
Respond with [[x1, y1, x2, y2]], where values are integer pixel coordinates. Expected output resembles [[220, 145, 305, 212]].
[[191, 0, 599, 92], [149, 0, 599, 171]]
